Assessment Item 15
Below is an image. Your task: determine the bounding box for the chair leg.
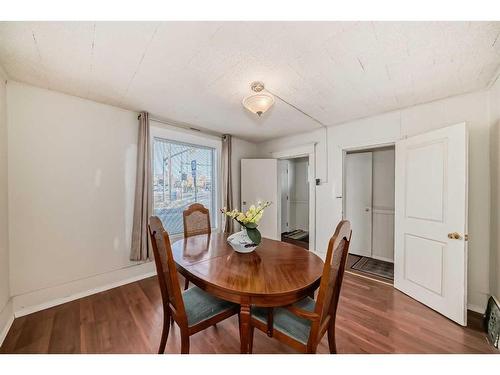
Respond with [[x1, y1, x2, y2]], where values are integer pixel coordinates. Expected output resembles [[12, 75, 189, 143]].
[[184, 278, 189, 290], [327, 322, 337, 354], [307, 344, 319, 354], [237, 312, 241, 340], [249, 325, 255, 354], [180, 332, 190, 354], [266, 308, 274, 337], [158, 311, 171, 354]]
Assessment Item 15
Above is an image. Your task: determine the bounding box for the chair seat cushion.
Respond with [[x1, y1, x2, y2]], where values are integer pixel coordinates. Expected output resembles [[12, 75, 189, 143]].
[[182, 286, 236, 326], [252, 297, 316, 345]]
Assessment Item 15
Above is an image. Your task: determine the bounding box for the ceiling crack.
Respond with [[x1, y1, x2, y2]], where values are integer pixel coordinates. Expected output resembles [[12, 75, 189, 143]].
[[492, 31, 500, 47], [357, 57, 365, 72], [118, 23, 161, 106], [86, 23, 96, 99], [31, 29, 49, 89]]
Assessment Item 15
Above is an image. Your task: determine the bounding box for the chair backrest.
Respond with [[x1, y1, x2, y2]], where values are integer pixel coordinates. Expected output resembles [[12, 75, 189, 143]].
[[183, 203, 211, 238], [148, 216, 187, 324], [310, 220, 352, 345]]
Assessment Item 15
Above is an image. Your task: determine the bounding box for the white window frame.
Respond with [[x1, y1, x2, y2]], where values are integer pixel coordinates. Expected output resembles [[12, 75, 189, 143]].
[[150, 122, 222, 241]]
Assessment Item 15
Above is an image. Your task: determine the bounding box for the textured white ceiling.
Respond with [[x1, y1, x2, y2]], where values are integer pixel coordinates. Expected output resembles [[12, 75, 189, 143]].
[[1, 21, 499, 142]]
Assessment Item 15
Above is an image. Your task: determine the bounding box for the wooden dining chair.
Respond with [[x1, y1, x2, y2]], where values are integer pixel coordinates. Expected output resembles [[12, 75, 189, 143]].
[[249, 220, 352, 354], [148, 216, 239, 354], [182, 203, 211, 289]]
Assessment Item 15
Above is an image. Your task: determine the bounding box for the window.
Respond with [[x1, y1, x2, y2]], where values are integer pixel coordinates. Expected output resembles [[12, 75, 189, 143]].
[[153, 137, 216, 236]]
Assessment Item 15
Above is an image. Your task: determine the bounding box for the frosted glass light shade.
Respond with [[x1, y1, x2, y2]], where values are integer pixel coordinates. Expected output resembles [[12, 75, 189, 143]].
[[242, 92, 274, 116]]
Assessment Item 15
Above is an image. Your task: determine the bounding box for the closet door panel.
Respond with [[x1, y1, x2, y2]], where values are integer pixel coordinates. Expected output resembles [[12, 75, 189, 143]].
[[372, 209, 394, 262], [345, 152, 373, 257]]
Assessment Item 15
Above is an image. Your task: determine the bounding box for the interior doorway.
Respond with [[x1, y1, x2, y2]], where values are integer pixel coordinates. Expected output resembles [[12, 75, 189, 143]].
[[343, 145, 395, 284], [279, 157, 310, 250], [241, 143, 316, 252]]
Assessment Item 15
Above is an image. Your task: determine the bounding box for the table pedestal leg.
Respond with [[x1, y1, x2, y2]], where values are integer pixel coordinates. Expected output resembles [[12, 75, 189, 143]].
[[239, 304, 251, 354]]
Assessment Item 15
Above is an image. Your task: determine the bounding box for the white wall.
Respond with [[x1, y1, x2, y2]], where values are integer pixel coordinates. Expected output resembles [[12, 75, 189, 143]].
[[259, 89, 492, 312], [231, 137, 259, 211], [7, 81, 153, 313], [489, 77, 500, 300], [6, 81, 257, 315], [0, 67, 13, 343]]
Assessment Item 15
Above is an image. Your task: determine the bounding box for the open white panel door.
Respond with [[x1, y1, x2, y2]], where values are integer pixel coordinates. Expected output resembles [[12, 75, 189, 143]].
[[241, 159, 279, 240], [394, 123, 468, 326]]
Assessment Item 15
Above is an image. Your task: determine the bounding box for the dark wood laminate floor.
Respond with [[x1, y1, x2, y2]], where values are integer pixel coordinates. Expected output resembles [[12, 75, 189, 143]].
[[0, 273, 495, 354]]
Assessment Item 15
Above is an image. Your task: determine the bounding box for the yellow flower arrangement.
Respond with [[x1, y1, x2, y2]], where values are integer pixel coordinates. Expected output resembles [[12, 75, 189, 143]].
[[221, 201, 271, 245]]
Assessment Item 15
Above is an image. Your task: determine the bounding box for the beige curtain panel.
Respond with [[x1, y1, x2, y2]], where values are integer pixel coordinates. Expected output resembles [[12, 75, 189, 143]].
[[130, 111, 152, 261], [221, 134, 234, 234]]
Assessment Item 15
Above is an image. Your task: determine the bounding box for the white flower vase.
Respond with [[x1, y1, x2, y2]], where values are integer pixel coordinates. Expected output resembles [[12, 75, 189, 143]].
[[227, 228, 258, 253]]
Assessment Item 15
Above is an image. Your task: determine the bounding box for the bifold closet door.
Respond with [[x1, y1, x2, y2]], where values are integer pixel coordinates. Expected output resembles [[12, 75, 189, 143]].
[[345, 152, 373, 257]]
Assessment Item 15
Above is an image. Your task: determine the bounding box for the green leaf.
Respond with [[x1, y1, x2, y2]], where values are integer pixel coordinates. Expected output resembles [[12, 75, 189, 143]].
[[244, 222, 258, 229], [246, 228, 261, 245]]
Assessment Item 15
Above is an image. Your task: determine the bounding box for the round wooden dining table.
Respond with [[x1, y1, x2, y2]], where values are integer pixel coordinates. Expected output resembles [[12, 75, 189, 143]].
[[171, 232, 324, 353]]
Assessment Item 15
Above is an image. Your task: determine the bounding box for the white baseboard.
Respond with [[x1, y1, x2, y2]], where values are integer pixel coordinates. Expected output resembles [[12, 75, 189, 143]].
[[371, 255, 394, 263], [13, 261, 156, 318], [0, 298, 14, 347], [349, 250, 372, 258], [467, 303, 486, 314]]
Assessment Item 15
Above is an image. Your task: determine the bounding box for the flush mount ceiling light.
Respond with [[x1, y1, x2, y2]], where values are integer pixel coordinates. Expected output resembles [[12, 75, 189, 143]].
[[242, 81, 275, 117]]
